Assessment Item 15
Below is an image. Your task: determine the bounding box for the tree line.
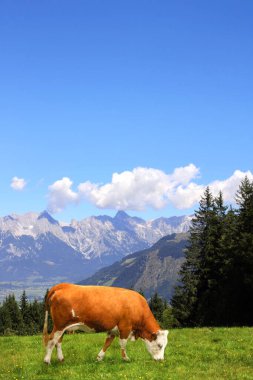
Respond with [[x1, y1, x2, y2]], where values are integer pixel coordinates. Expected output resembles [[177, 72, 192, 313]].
[[0, 177, 252, 334], [0, 291, 52, 336], [171, 177, 253, 327]]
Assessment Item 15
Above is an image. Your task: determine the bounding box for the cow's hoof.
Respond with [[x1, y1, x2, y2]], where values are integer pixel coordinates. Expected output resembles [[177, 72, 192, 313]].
[[44, 360, 51, 365], [58, 358, 64, 362], [97, 350, 105, 362], [123, 356, 130, 362]]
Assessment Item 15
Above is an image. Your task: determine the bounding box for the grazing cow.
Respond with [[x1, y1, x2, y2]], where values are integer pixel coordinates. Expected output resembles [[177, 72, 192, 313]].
[[43, 283, 168, 364]]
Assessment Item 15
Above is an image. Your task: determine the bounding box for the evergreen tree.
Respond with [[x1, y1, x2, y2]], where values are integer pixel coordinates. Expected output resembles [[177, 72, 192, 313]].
[[233, 177, 253, 324], [172, 187, 214, 325], [20, 291, 30, 333], [161, 306, 179, 328], [149, 293, 164, 322], [29, 299, 43, 333], [217, 207, 239, 325], [172, 188, 228, 326], [195, 191, 228, 325], [236, 176, 253, 233], [2, 295, 23, 334], [0, 303, 12, 334]]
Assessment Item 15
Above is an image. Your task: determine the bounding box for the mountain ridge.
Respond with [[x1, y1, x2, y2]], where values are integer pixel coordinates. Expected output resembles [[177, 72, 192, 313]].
[[79, 232, 188, 300], [0, 211, 192, 285]]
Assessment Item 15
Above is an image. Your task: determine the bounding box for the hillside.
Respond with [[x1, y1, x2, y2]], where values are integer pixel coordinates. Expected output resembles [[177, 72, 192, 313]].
[[80, 232, 188, 300]]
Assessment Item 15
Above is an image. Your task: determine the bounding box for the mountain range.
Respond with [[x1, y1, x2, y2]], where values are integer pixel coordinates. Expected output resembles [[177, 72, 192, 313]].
[[80, 233, 188, 300], [0, 210, 191, 300]]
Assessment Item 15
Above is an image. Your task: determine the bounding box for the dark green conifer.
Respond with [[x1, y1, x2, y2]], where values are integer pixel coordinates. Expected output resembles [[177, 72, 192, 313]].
[[149, 292, 164, 322], [233, 177, 253, 324], [172, 187, 214, 325]]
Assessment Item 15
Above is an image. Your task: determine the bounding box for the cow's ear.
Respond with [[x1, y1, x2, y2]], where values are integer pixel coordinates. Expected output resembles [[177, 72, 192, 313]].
[[151, 332, 157, 340]]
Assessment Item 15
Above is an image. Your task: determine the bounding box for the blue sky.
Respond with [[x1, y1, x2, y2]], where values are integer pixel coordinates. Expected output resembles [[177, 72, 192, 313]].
[[0, 0, 252, 222]]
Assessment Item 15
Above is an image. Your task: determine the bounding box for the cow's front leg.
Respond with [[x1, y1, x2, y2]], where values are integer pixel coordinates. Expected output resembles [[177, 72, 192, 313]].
[[119, 338, 130, 361], [119, 330, 131, 362], [97, 334, 115, 361]]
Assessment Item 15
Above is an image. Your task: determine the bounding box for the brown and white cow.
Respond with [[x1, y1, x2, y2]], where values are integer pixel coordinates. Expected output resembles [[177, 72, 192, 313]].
[[43, 283, 169, 364]]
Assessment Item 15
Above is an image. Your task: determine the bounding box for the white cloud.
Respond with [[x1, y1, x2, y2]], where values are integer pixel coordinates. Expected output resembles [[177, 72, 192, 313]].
[[78, 164, 200, 211], [168, 182, 204, 209], [209, 170, 253, 202], [47, 177, 79, 213], [46, 166, 253, 213], [11, 177, 27, 191]]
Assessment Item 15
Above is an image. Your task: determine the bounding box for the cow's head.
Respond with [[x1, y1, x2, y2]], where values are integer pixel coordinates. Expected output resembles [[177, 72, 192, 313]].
[[144, 330, 169, 361]]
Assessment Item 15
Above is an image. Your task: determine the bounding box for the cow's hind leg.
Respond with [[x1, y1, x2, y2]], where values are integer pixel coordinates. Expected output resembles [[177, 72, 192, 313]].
[[97, 334, 115, 361], [56, 335, 64, 362], [44, 329, 63, 364]]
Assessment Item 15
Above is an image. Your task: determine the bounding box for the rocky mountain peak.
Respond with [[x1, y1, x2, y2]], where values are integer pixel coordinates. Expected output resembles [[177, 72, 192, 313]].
[[114, 210, 130, 220], [37, 211, 59, 225]]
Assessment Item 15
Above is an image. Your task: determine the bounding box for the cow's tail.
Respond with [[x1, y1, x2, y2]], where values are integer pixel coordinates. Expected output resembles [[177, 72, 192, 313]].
[[43, 309, 49, 347], [43, 289, 53, 347], [42, 284, 69, 347]]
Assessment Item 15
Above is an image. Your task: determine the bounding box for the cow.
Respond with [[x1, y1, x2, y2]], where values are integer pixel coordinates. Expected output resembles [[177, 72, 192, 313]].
[[43, 283, 169, 364]]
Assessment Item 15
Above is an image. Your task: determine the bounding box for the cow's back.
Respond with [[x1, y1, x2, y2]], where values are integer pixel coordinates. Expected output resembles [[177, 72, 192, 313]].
[[47, 284, 151, 332]]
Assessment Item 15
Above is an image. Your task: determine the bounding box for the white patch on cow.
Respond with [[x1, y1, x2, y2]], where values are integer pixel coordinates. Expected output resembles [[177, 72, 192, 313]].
[[119, 338, 130, 361], [65, 322, 95, 333], [97, 349, 105, 362], [109, 325, 119, 336], [56, 342, 64, 362], [144, 330, 169, 361], [44, 330, 64, 364], [128, 331, 136, 341], [119, 338, 128, 349], [71, 308, 79, 318]]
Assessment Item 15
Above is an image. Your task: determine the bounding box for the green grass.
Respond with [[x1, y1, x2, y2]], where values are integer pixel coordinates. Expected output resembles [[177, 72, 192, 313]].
[[0, 328, 252, 380]]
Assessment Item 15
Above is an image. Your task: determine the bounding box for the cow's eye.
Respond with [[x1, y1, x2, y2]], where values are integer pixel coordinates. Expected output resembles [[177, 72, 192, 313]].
[[158, 344, 162, 349]]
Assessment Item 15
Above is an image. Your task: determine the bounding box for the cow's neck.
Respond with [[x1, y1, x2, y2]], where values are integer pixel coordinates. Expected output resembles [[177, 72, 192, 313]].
[[139, 315, 160, 341]]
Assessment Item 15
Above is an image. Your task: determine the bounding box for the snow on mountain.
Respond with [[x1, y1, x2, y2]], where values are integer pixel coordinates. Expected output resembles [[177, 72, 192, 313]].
[[0, 210, 192, 283]]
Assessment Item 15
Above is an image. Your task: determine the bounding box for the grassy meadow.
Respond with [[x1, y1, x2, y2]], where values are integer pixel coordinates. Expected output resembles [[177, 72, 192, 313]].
[[0, 327, 252, 380]]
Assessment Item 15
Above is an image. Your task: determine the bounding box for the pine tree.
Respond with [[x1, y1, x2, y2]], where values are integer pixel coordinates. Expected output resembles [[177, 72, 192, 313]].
[[149, 293, 164, 322], [2, 295, 23, 334], [217, 207, 239, 325], [0, 303, 12, 334], [233, 177, 253, 324], [195, 191, 228, 325], [20, 291, 30, 322], [161, 306, 179, 328], [172, 188, 227, 326], [20, 291, 31, 334], [29, 300, 43, 333], [172, 188, 212, 325]]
